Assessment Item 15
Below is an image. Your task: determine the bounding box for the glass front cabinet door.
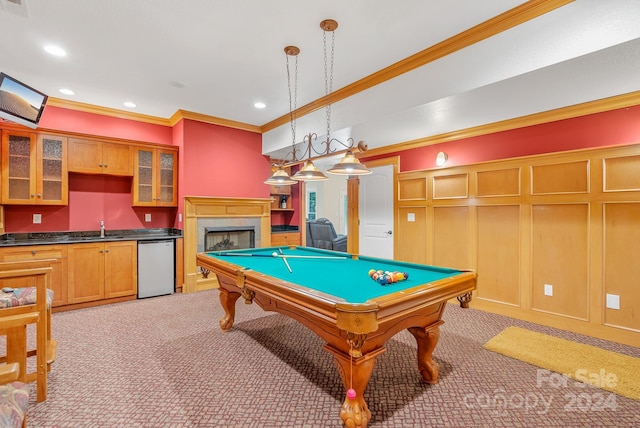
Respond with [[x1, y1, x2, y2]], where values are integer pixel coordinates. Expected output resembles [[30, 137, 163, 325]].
[[133, 147, 177, 207], [1, 131, 68, 205]]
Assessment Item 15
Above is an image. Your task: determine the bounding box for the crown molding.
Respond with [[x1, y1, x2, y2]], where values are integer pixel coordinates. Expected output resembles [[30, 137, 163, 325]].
[[361, 90, 640, 159], [260, 0, 574, 133], [169, 110, 261, 133], [47, 98, 262, 133], [46, 97, 171, 126]]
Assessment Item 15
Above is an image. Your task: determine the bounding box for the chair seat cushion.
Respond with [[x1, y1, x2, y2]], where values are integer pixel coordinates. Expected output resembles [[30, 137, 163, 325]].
[[0, 287, 54, 309], [0, 381, 28, 428]]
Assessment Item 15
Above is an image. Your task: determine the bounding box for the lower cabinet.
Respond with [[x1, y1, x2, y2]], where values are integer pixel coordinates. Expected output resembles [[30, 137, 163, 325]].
[[0, 245, 68, 307], [271, 232, 300, 246], [67, 241, 137, 304]]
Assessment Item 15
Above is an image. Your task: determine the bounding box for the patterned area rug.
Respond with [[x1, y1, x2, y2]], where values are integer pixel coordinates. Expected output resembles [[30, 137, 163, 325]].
[[484, 326, 640, 402]]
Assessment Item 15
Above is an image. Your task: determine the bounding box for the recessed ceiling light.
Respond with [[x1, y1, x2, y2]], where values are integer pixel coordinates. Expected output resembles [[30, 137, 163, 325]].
[[59, 88, 74, 95], [254, 102, 266, 109], [123, 101, 136, 108], [43, 45, 67, 57]]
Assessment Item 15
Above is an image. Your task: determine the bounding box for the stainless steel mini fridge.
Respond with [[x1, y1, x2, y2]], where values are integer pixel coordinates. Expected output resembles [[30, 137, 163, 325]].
[[137, 239, 175, 298]]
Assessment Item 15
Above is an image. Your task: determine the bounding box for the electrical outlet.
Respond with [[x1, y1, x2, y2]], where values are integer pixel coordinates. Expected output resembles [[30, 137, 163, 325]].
[[178, 213, 183, 222], [33, 214, 42, 224], [606, 294, 620, 310], [145, 213, 152, 222], [544, 284, 553, 296]]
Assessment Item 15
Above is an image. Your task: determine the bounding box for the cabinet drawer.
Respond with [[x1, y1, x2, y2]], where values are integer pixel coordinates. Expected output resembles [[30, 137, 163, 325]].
[[271, 233, 300, 246], [0, 245, 66, 261]]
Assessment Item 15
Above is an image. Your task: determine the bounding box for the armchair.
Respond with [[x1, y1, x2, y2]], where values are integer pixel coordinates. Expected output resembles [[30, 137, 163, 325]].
[[306, 218, 347, 252]]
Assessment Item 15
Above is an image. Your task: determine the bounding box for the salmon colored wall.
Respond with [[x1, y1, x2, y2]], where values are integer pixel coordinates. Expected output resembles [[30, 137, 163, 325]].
[[4, 106, 177, 233], [180, 119, 268, 198], [4, 175, 176, 233], [387, 106, 640, 172], [172, 120, 185, 230], [12, 103, 638, 234], [39, 105, 174, 146]]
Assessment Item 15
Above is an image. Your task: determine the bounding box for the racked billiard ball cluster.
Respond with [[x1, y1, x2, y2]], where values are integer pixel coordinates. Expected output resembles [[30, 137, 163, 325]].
[[368, 269, 409, 285]]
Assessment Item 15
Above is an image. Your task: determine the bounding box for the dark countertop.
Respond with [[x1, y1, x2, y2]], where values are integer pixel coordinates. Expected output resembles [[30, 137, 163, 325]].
[[271, 225, 299, 233], [0, 228, 183, 247]]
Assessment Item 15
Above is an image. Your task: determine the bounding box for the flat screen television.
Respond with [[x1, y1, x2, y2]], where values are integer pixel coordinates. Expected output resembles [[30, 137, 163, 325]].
[[0, 72, 48, 129]]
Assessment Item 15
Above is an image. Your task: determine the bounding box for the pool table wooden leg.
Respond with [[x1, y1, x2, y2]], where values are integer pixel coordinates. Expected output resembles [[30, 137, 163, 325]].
[[325, 345, 386, 428], [408, 320, 444, 384], [218, 288, 242, 331]]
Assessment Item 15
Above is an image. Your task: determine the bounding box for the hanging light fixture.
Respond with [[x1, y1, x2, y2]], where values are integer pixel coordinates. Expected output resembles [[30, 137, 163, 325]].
[[264, 45, 301, 186], [266, 19, 370, 185], [264, 166, 297, 185]]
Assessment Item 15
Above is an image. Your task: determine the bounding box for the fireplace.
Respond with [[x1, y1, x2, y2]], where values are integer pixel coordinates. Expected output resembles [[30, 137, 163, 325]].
[[184, 196, 272, 293], [205, 226, 255, 251]]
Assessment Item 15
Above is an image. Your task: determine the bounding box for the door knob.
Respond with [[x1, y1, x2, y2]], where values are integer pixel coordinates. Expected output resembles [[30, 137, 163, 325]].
[[385, 230, 393, 235]]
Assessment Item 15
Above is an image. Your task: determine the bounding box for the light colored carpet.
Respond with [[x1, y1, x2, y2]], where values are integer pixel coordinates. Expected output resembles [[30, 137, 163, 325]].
[[484, 326, 640, 402]]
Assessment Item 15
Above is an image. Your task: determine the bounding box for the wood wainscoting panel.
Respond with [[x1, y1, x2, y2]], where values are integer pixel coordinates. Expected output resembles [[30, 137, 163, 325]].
[[398, 177, 427, 200], [603, 202, 640, 331], [433, 173, 468, 199], [531, 203, 589, 320], [477, 168, 521, 197], [433, 206, 469, 269], [476, 205, 520, 306], [531, 160, 589, 195], [603, 155, 640, 192], [397, 207, 427, 263]]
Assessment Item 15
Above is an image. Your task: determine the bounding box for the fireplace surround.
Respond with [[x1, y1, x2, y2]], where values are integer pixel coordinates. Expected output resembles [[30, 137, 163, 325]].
[[183, 196, 271, 293]]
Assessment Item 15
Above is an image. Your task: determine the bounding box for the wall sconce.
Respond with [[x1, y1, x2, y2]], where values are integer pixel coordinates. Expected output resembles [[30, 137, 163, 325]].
[[435, 151, 448, 166]]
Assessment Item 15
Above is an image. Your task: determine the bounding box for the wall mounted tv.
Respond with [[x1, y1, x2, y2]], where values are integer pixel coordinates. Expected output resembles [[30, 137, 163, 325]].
[[0, 72, 48, 129]]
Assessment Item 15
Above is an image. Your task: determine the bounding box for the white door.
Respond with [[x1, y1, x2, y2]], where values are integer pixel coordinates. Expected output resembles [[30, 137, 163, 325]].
[[358, 164, 394, 259]]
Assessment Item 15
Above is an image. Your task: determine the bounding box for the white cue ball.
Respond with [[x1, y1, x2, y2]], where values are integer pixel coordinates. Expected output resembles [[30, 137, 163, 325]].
[[272, 252, 278, 257]]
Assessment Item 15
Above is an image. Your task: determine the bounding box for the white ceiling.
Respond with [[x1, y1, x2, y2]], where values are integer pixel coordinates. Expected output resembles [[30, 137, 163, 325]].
[[1, 0, 640, 160]]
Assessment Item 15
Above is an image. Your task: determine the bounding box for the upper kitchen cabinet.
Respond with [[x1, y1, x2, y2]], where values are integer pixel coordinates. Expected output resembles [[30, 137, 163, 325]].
[[1, 131, 68, 205], [68, 138, 132, 176], [133, 147, 177, 207]]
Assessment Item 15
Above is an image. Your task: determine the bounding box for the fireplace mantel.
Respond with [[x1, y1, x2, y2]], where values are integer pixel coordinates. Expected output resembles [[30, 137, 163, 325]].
[[183, 196, 271, 293]]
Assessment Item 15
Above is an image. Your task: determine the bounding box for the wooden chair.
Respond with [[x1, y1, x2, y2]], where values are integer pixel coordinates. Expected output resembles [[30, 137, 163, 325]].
[[0, 260, 57, 402], [0, 363, 29, 428]]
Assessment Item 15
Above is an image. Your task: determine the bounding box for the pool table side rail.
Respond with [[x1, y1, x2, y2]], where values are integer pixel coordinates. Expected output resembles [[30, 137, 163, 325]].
[[197, 252, 477, 333], [198, 253, 369, 323]]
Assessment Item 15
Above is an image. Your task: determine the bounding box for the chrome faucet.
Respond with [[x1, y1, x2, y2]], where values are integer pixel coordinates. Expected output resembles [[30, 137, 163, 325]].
[[100, 220, 105, 238]]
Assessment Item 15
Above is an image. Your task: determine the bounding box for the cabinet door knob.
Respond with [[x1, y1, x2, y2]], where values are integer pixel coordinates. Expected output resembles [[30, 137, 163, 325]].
[[103, 164, 108, 168], [32, 251, 36, 255]]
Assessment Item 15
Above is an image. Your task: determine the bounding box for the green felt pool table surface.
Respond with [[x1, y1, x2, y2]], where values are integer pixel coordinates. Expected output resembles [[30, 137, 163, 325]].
[[203, 246, 463, 303]]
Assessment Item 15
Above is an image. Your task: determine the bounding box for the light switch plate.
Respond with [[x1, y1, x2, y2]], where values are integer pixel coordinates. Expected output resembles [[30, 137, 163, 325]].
[[145, 213, 152, 222], [33, 214, 42, 224], [544, 284, 553, 296]]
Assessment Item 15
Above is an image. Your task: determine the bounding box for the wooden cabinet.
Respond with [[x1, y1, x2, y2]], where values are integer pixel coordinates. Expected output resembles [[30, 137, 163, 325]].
[[270, 232, 300, 246], [133, 147, 177, 206], [269, 168, 293, 211], [1, 131, 68, 205], [68, 138, 132, 176], [0, 245, 68, 307], [67, 240, 137, 304]]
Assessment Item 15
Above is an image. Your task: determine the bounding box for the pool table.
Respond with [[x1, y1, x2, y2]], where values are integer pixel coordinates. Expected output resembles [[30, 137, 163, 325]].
[[196, 246, 476, 428]]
